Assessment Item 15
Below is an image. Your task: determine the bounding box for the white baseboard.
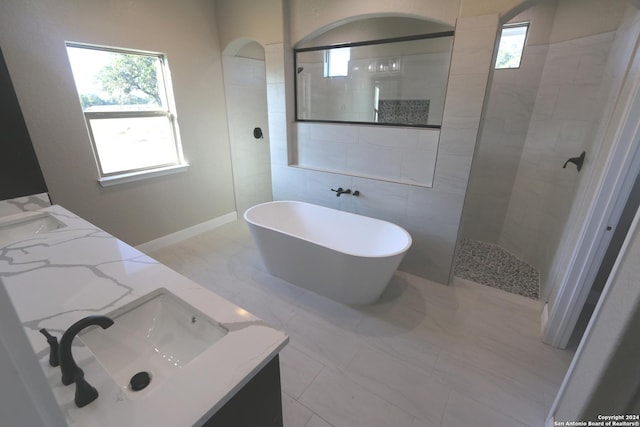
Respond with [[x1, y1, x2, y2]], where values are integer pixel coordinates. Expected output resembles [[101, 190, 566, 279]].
[[541, 302, 549, 336], [136, 211, 238, 254]]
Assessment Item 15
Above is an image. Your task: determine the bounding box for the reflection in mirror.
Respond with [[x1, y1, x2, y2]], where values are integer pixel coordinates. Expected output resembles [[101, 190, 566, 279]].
[[295, 32, 454, 128]]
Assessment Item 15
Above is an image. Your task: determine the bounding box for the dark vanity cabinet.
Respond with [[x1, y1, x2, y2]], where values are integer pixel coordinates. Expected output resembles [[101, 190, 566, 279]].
[[0, 48, 48, 200], [202, 355, 283, 427]]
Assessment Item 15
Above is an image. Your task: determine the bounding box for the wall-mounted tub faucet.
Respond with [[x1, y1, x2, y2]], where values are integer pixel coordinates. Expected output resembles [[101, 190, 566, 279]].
[[331, 188, 360, 197], [59, 315, 114, 407], [331, 187, 351, 197]]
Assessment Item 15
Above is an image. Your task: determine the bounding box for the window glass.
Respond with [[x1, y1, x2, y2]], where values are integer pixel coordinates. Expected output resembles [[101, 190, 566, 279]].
[[88, 117, 177, 174], [495, 23, 529, 69], [324, 47, 350, 77], [66, 44, 183, 177]]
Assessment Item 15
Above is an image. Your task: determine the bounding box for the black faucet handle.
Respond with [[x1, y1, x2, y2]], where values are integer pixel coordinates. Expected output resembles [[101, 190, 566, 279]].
[[73, 369, 99, 408], [563, 151, 586, 172], [39, 328, 60, 367]]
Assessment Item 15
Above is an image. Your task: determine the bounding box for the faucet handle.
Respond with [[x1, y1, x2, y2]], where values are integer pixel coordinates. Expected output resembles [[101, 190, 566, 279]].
[[39, 328, 60, 367], [72, 369, 99, 408]]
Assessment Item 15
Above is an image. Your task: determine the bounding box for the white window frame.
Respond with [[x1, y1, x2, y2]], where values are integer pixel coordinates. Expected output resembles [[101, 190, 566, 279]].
[[66, 43, 187, 186]]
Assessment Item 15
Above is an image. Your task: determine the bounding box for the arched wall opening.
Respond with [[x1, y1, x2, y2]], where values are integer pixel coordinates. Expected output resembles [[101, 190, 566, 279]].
[[221, 39, 273, 216]]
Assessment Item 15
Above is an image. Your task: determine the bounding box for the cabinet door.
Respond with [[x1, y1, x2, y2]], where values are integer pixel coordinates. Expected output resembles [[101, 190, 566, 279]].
[[202, 355, 283, 427]]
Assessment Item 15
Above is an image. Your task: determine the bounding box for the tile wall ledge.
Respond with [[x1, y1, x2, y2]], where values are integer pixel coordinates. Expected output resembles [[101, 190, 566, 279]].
[[289, 164, 434, 189]]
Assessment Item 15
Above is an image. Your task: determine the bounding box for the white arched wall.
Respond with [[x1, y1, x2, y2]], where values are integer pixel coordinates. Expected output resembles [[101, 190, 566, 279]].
[[222, 40, 273, 216]]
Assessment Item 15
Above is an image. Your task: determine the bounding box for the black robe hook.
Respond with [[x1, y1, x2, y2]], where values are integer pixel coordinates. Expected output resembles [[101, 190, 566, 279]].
[[563, 151, 585, 172]]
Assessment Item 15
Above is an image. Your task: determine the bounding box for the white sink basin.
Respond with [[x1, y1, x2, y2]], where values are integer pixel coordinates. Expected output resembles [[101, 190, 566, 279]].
[[0, 211, 65, 247], [79, 289, 228, 397]]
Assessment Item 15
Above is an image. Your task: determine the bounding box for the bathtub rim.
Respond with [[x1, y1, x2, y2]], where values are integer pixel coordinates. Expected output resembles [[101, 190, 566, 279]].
[[243, 200, 412, 259]]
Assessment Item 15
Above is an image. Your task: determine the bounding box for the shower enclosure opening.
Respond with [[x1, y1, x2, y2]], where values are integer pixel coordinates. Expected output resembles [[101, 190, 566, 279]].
[[456, 0, 627, 304]]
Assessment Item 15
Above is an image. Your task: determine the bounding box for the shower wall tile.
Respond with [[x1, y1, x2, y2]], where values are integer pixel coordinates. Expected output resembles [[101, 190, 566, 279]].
[[271, 163, 306, 200], [401, 147, 438, 186], [358, 126, 420, 150], [350, 178, 410, 221], [437, 126, 480, 157], [449, 47, 493, 76], [303, 170, 354, 209], [501, 31, 617, 273], [433, 153, 474, 196], [441, 73, 491, 121], [295, 122, 439, 187], [461, 41, 549, 244], [542, 8, 640, 305], [223, 56, 272, 216], [267, 82, 287, 114], [406, 187, 464, 226], [308, 122, 359, 144], [452, 14, 501, 50], [267, 111, 288, 165], [265, 43, 285, 84], [298, 137, 349, 171], [346, 144, 404, 180]]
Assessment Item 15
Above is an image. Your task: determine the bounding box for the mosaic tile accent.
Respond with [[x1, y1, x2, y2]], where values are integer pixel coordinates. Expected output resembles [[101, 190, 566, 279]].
[[454, 239, 539, 300], [378, 99, 430, 125]]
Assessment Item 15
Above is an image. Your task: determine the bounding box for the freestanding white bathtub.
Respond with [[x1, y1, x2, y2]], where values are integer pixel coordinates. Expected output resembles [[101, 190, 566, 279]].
[[244, 201, 412, 305]]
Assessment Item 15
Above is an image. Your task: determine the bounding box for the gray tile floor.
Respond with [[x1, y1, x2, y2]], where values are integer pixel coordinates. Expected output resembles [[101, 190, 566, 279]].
[[148, 221, 573, 427], [454, 239, 540, 300]]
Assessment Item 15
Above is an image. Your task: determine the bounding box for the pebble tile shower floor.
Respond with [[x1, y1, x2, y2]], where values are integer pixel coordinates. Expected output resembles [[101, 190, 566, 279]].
[[454, 239, 540, 300]]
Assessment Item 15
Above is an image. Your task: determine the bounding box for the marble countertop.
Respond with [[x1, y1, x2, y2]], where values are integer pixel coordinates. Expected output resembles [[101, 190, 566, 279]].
[[0, 205, 288, 427]]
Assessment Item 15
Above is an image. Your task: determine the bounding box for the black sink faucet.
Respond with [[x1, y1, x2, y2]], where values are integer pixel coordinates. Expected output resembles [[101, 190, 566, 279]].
[[59, 315, 114, 407]]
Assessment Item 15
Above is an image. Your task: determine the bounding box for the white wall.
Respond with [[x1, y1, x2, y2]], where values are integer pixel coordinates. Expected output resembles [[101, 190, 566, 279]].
[[215, 0, 285, 51], [551, 203, 640, 421], [0, 0, 236, 246], [289, 0, 461, 44], [223, 54, 273, 216]]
